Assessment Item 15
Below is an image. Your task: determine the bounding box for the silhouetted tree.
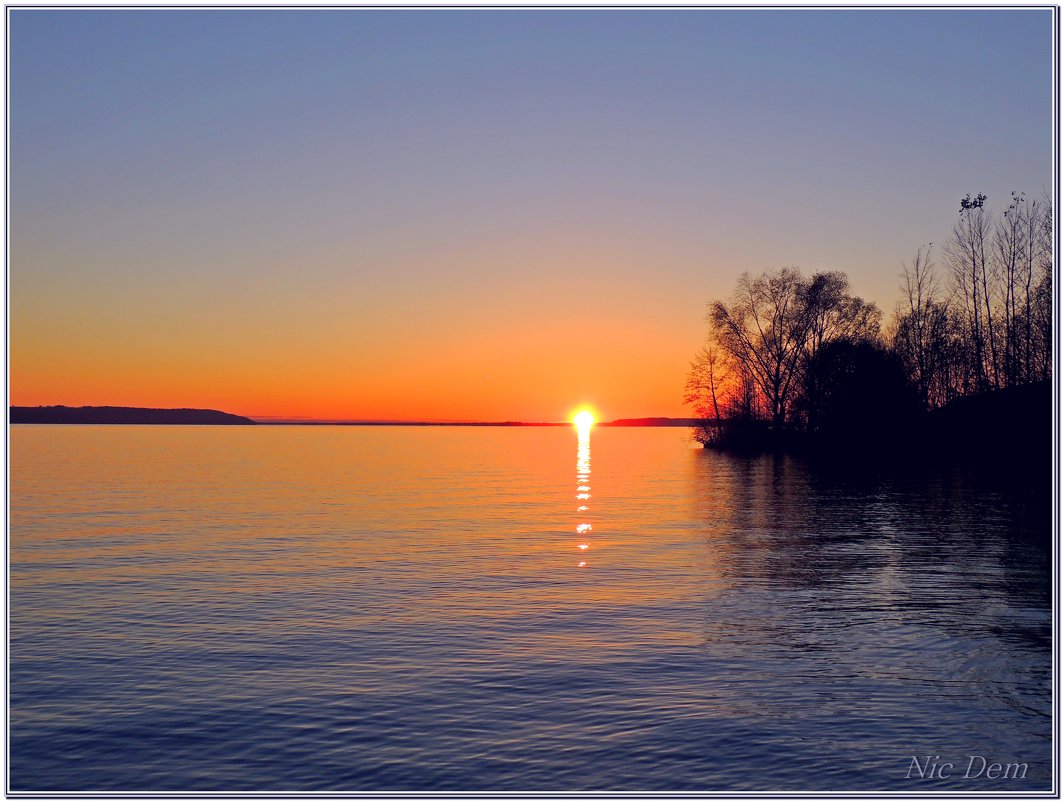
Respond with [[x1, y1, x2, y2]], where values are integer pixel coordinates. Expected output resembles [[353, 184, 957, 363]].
[[799, 271, 881, 430], [687, 191, 1051, 451], [898, 191, 1053, 404], [945, 192, 996, 391], [804, 340, 922, 447], [685, 342, 761, 445], [891, 245, 955, 409], [1033, 189, 1053, 381], [684, 345, 725, 444], [709, 268, 810, 430], [690, 268, 880, 435]]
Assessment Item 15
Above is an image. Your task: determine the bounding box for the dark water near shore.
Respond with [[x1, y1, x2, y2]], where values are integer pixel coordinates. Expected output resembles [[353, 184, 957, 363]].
[[9, 426, 1052, 791]]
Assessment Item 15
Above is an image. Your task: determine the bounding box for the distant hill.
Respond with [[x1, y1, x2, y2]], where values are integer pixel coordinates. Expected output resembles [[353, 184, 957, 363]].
[[10, 406, 256, 425]]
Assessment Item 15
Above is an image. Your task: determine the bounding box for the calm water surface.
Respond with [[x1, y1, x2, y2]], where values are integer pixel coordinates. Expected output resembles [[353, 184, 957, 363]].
[[9, 426, 1052, 791]]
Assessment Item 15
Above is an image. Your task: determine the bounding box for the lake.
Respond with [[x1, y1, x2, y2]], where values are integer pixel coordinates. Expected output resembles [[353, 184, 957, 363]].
[[9, 425, 1052, 791]]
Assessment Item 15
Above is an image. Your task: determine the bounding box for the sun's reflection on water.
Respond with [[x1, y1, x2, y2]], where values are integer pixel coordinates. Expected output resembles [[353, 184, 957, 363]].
[[575, 418, 592, 567]]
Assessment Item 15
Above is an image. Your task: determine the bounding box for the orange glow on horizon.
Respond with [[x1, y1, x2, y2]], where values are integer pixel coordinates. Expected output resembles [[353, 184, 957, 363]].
[[11, 269, 697, 422]]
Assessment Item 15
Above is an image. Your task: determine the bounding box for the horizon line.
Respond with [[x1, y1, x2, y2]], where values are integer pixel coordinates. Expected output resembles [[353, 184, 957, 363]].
[[8, 404, 703, 427], [248, 415, 704, 426]]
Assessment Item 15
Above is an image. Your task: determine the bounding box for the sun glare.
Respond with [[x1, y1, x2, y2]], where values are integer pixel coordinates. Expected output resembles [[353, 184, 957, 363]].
[[573, 409, 595, 437]]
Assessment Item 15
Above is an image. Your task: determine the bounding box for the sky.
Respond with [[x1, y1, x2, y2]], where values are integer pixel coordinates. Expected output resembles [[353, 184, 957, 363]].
[[9, 8, 1054, 421]]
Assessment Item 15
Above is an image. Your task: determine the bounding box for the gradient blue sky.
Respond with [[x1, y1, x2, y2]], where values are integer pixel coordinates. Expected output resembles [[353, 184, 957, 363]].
[[10, 8, 1054, 420]]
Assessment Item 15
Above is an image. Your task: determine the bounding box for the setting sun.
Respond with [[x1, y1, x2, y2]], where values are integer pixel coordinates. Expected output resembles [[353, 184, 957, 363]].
[[573, 409, 595, 432]]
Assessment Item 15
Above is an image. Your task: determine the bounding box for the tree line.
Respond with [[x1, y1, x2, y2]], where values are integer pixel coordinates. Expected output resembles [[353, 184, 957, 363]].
[[685, 191, 1052, 447]]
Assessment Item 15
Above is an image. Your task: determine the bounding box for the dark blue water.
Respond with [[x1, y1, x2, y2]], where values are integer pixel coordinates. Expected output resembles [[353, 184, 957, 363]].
[[9, 426, 1052, 791]]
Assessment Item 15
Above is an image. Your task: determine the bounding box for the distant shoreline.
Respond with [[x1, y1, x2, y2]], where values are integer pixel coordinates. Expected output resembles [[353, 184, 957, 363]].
[[9, 406, 704, 428], [251, 417, 705, 427], [10, 406, 256, 425]]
